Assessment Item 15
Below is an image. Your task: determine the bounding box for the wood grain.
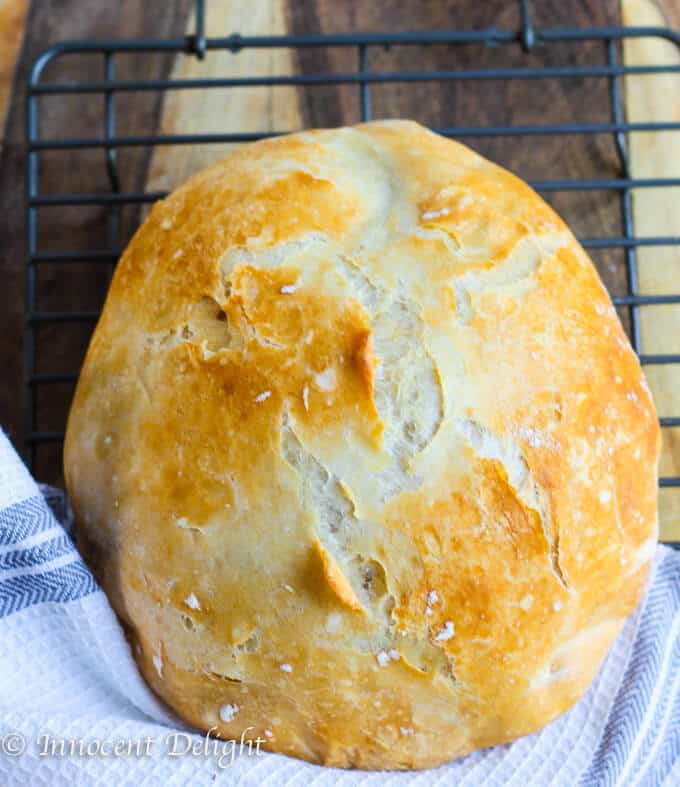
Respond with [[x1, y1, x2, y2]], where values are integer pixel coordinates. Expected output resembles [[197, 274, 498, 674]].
[[622, 0, 680, 540], [0, 0, 29, 149], [145, 0, 302, 196]]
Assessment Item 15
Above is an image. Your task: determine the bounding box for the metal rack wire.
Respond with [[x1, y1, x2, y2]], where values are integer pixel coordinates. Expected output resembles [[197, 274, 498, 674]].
[[24, 0, 680, 545]]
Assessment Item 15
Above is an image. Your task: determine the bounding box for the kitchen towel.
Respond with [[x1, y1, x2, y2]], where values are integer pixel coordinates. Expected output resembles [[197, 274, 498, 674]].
[[0, 428, 678, 787]]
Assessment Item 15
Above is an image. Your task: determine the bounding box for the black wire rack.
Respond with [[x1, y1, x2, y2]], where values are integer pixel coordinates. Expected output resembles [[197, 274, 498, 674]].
[[24, 0, 680, 546]]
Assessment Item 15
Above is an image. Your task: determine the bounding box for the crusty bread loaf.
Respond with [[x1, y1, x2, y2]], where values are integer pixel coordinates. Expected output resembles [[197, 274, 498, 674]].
[[64, 120, 660, 770]]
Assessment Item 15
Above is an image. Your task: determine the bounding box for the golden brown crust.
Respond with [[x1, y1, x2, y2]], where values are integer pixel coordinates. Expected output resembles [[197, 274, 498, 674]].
[[64, 121, 660, 770]]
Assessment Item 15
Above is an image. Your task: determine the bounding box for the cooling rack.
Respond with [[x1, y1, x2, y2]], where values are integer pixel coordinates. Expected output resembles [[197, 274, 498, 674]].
[[24, 0, 680, 546]]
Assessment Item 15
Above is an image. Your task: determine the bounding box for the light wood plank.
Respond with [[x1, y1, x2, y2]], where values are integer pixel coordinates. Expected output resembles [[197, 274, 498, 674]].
[[622, 0, 680, 539], [145, 0, 302, 196], [0, 0, 29, 149]]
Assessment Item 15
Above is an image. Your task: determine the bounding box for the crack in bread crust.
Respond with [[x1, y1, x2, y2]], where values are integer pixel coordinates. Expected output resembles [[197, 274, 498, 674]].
[[332, 256, 444, 500], [456, 418, 567, 589]]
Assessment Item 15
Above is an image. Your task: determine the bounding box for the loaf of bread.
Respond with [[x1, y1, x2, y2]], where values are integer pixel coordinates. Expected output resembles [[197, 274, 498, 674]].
[[64, 120, 660, 770]]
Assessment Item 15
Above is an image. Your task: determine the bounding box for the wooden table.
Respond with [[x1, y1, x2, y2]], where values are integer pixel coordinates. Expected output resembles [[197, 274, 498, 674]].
[[0, 0, 678, 539]]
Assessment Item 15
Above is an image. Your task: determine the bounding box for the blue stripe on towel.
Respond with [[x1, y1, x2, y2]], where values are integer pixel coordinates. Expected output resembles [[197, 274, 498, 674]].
[[0, 493, 98, 618]]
